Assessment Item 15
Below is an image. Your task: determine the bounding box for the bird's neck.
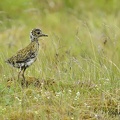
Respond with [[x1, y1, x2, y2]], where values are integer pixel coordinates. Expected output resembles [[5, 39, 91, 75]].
[[30, 38, 39, 47], [30, 33, 38, 42], [31, 37, 38, 42]]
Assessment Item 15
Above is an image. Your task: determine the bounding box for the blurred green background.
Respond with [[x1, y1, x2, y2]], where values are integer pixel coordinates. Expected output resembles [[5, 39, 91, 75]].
[[0, 0, 120, 30], [0, 0, 120, 60], [1, 0, 120, 69]]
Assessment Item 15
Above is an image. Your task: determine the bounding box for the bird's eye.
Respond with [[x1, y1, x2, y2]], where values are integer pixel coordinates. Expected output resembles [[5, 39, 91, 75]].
[[37, 32, 40, 34]]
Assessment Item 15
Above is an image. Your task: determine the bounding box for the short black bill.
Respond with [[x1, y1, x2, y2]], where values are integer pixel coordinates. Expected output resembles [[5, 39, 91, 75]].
[[40, 34, 48, 37]]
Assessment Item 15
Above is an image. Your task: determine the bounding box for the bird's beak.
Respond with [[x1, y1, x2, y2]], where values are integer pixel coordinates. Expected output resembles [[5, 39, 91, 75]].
[[40, 33, 48, 37]]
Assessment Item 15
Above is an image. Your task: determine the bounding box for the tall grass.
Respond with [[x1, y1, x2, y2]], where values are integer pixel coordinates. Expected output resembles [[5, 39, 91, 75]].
[[0, 0, 120, 119]]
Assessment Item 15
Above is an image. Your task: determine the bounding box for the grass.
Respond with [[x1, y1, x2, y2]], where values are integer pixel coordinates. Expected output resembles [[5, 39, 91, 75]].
[[0, 0, 120, 119]]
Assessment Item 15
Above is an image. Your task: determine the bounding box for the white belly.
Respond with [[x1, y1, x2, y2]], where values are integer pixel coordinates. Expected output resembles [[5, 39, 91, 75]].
[[26, 58, 36, 67]]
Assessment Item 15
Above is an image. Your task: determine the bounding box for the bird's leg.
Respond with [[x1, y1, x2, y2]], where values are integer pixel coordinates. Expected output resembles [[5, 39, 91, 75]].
[[18, 68, 22, 81], [21, 67, 27, 87]]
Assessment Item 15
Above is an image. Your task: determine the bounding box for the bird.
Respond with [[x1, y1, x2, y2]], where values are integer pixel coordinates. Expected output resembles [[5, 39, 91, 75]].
[[6, 28, 48, 86]]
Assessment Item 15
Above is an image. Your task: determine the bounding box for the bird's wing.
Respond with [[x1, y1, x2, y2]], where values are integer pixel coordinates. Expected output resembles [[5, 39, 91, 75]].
[[7, 42, 37, 64], [15, 44, 37, 63]]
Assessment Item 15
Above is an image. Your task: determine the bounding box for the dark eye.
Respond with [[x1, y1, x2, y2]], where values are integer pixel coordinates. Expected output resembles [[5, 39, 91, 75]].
[[37, 32, 40, 34]]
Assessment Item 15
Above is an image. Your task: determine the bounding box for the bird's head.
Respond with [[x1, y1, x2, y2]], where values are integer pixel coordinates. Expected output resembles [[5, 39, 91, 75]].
[[30, 28, 48, 41]]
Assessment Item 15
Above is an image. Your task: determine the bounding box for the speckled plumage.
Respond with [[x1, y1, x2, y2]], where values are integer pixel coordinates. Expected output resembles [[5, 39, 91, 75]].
[[6, 28, 48, 86], [7, 40, 39, 68]]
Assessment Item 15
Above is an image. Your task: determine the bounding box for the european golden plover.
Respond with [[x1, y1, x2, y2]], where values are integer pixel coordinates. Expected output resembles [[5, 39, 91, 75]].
[[6, 28, 48, 86]]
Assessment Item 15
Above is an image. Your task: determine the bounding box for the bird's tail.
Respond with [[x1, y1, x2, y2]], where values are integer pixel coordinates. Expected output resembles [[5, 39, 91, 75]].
[[5, 59, 9, 63]]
